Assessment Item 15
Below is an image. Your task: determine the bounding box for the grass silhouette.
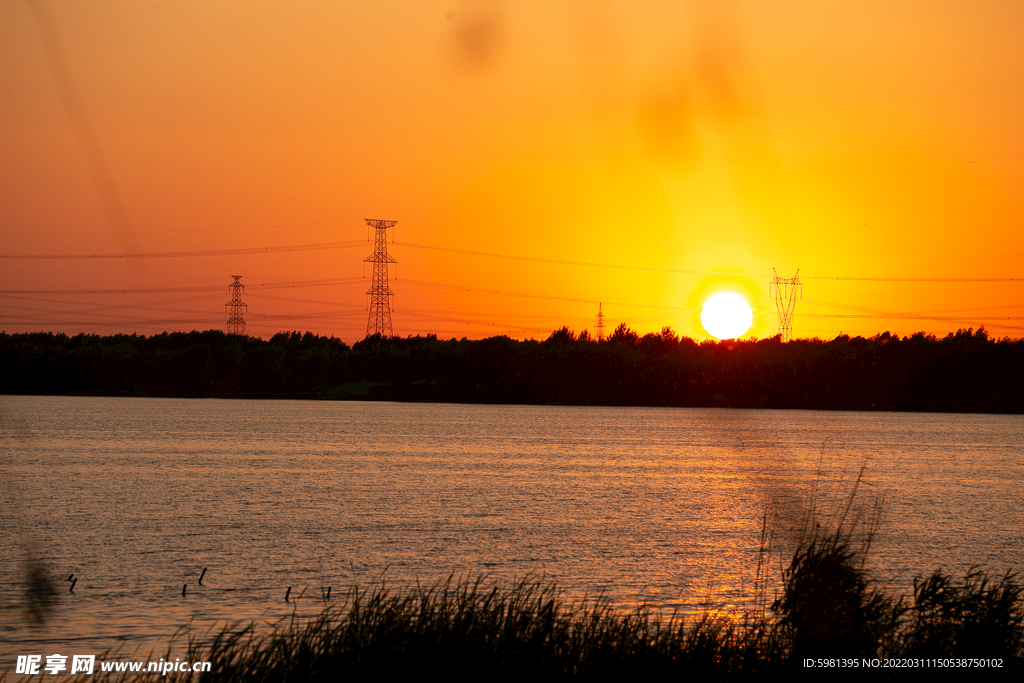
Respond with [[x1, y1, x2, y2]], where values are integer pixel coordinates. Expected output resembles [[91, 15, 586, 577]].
[[64, 557, 1020, 680], [54, 490, 1022, 680]]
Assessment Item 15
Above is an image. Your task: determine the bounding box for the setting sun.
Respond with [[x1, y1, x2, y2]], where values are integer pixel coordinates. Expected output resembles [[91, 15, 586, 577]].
[[700, 292, 753, 340]]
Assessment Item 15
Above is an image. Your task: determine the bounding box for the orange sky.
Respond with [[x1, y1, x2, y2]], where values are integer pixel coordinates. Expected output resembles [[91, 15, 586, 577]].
[[1, 0, 1022, 342]]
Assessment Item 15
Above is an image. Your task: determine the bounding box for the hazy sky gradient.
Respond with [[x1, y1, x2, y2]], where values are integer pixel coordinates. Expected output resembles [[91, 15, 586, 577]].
[[2, 0, 1022, 341]]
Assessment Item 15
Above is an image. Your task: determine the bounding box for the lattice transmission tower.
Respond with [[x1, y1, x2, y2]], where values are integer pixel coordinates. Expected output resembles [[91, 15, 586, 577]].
[[363, 218, 398, 337], [225, 275, 247, 336], [596, 302, 605, 342], [769, 268, 801, 342]]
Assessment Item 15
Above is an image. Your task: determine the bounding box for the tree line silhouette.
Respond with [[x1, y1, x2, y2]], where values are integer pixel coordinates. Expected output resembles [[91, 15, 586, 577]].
[[1, 324, 1020, 413]]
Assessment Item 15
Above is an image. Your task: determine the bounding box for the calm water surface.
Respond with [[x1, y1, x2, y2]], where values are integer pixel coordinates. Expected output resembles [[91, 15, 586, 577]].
[[1, 396, 1022, 661]]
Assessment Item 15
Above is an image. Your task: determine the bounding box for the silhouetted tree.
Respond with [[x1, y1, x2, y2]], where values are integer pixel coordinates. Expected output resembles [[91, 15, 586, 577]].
[[1, 328, 1021, 412], [608, 323, 639, 347]]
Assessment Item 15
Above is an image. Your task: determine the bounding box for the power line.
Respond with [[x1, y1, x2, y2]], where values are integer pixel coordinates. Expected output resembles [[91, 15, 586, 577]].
[[392, 240, 752, 277], [797, 312, 1024, 332], [801, 274, 1024, 283], [392, 241, 1024, 283], [0, 241, 366, 260], [0, 285, 222, 295], [0, 292, 217, 308], [3, 275, 1021, 333], [398, 220, 1024, 262], [1, 301, 221, 318], [0, 310, 365, 326], [0, 277, 364, 296], [397, 277, 698, 312], [5, 272, 1016, 323], [4, 233, 1023, 283], [3, 226, 1023, 338], [1, 218, 365, 238], [401, 309, 554, 335]]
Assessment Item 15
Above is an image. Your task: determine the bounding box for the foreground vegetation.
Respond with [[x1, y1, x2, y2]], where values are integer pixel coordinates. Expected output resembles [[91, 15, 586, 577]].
[[3, 325, 1022, 412], [65, 520, 1022, 681]]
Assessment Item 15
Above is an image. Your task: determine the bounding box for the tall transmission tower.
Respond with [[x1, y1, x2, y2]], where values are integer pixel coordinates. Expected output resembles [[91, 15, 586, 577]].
[[769, 268, 801, 342], [363, 218, 398, 337], [596, 302, 605, 342], [225, 275, 247, 336]]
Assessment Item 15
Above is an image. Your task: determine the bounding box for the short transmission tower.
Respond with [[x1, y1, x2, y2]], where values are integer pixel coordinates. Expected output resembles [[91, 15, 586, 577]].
[[363, 218, 398, 337], [596, 302, 605, 342], [769, 268, 801, 342], [226, 275, 247, 336]]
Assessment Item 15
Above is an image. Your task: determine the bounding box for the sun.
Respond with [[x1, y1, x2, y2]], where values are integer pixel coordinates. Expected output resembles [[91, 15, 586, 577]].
[[700, 292, 753, 340]]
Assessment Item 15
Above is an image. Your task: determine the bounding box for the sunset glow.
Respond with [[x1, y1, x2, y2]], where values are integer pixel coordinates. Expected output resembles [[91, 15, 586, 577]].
[[1, 1, 1022, 341]]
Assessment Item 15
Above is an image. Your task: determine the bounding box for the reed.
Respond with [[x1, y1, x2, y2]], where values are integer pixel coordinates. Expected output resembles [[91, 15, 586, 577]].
[[901, 567, 1024, 658], [173, 577, 785, 680], [169, 548, 1020, 679]]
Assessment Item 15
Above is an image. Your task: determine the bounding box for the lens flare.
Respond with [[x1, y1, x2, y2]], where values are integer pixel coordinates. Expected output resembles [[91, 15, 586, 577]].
[[700, 292, 753, 339]]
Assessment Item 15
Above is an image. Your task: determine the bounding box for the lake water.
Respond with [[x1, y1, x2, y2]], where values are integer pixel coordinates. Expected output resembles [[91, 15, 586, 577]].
[[1, 395, 1022, 663]]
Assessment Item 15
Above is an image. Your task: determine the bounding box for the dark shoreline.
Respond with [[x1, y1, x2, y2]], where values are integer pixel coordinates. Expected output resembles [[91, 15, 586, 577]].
[[2, 326, 1021, 414]]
